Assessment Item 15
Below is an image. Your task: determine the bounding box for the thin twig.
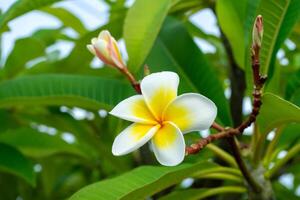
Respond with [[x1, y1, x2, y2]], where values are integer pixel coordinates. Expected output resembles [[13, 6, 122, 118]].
[[118, 64, 141, 94], [186, 16, 266, 157], [186, 15, 266, 193]]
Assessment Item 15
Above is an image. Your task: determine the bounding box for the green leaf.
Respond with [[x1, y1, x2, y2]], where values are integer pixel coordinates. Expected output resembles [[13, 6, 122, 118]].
[[290, 89, 300, 107], [40, 7, 87, 35], [216, 0, 247, 68], [3, 38, 45, 78], [257, 93, 300, 134], [0, 74, 134, 110], [0, 128, 91, 159], [69, 161, 217, 200], [273, 182, 299, 200], [146, 17, 232, 125], [0, 0, 63, 32], [159, 186, 246, 200], [3, 28, 64, 78], [0, 143, 35, 186], [124, 0, 172, 72], [277, 124, 300, 149], [285, 69, 300, 100], [258, 0, 300, 75]]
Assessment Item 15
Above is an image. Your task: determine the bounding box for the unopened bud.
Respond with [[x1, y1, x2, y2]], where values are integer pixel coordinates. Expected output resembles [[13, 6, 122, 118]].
[[252, 15, 263, 48], [87, 30, 125, 69]]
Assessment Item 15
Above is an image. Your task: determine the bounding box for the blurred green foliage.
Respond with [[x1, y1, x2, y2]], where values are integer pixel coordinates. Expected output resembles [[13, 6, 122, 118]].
[[0, 0, 300, 199]]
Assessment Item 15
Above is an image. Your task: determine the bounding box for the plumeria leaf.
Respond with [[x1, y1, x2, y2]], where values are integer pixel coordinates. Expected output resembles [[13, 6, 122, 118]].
[[0, 0, 63, 33], [124, 0, 173, 72], [160, 186, 246, 200], [0, 143, 36, 186], [257, 93, 300, 134], [0, 75, 134, 110], [69, 161, 218, 200], [0, 128, 92, 159]]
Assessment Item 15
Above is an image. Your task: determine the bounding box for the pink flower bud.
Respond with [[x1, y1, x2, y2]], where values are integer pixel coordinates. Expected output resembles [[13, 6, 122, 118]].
[[252, 15, 263, 48], [87, 30, 125, 69]]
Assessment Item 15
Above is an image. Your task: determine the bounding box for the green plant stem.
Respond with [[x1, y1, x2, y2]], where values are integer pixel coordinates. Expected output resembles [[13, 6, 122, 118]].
[[252, 124, 264, 167], [206, 144, 237, 168], [197, 172, 243, 183], [192, 186, 246, 200], [194, 166, 242, 177], [227, 137, 262, 193], [263, 126, 284, 167], [265, 143, 300, 179]]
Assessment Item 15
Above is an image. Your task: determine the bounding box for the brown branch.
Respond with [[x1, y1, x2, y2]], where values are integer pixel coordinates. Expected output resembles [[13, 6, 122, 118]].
[[186, 16, 266, 156], [186, 15, 266, 193], [118, 65, 141, 94]]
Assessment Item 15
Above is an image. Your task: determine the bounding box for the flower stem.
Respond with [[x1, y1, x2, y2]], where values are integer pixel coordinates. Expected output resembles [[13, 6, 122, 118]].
[[263, 126, 284, 167], [227, 137, 262, 193], [265, 143, 300, 179], [206, 144, 237, 168]]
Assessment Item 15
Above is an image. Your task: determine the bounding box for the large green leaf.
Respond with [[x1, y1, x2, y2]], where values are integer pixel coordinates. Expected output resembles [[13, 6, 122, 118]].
[[146, 18, 232, 125], [258, 0, 300, 75], [285, 69, 300, 100], [244, 0, 300, 91], [124, 0, 173, 72], [216, 0, 247, 68], [69, 161, 217, 200], [0, 74, 134, 110], [2, 28, 64, 78], [277, 124, 300, 149], [3, 38, 45, 78], [0, 143, 35, 186], [40, 7, 87, 35], [0, 128, 91, 159], [257, 93, 300, 134], [0, 0, 63, 32], [160, 186, 246, 200]]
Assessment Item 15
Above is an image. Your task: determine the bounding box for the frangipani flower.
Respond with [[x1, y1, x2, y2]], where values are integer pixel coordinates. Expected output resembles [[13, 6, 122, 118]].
[[87, 30, 125, 69], [110, 72, 217, 166]]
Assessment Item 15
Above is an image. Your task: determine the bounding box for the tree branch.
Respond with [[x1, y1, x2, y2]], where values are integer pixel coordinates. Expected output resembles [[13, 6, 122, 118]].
[[186, 15, 266, 193]]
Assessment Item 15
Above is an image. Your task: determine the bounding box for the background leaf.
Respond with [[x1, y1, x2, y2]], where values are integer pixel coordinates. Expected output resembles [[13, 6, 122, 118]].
[[0, 143, 35, 186], [216, 0, 247, 68], [0, 74, 134, 110], [40, 7, 87, 35], [124, 0, 172, 72], [0, 0, 63, 32], [257, 93, 300, 134], [160, 186, 246, 200], [69, 161, 217, 200], [0, 128, 91, 159], [257, 0, 300, 75]]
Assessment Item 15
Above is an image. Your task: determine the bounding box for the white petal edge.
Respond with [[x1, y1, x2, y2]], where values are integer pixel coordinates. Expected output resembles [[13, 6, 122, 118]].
[[151, 122, 185, 166], [86, 44, 96, 55], [112, 123, 160, 156], [140, 71, 179, 119], [109, 95, 156, 124], [163, 93, 217, 133]]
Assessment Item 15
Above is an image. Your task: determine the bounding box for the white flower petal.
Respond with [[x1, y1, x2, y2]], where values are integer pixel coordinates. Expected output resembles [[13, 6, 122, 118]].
[[151, 122, 185, 166], [110, 95, 157, 124], [112, 123, 160, 156], [163, 93, 217, 133], [86, 44, 96, 55], [98, 30, 111, 41], [141, 72, 179, 120], [91, 38, 98, 45], [94, 40, 109, 56]]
